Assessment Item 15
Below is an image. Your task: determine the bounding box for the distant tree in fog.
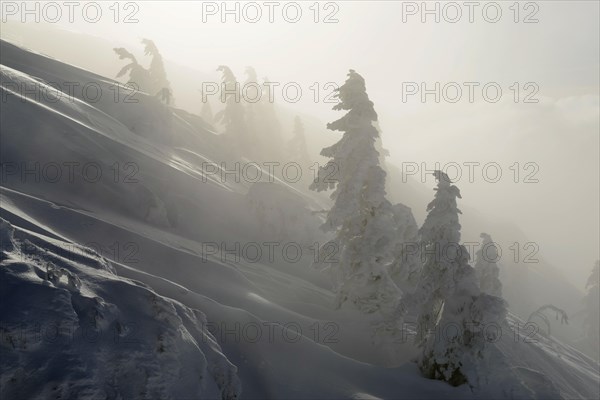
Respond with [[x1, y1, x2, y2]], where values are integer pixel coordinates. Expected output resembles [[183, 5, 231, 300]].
[[142, 39, 172, 100], [241, 66, 262, 156], [243, 66, 260, 104], [114, 39, 172, 102], [582, 261, 599, 344], [156, 87, 173, 105], [286, 116, 311, 167], [528, 304, 568, 336], [113, 47, 151, 92], [243, 67, 260, 116], [214, 66, 246, 144], [474, 232, 502, 297], [255, 75, 284, 160]]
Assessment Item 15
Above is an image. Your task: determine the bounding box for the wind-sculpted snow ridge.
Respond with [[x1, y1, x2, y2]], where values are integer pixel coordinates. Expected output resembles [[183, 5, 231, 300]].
[[0, 218, 241, 400]]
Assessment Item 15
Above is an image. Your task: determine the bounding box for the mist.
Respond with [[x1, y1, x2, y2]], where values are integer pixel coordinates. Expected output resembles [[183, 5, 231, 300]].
[[1, 1, 598, 399], [4, 2, 597, 286]]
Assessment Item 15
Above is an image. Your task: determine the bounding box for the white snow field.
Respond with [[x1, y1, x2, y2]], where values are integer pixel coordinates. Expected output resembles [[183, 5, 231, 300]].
[[1, 39, 598, 399]]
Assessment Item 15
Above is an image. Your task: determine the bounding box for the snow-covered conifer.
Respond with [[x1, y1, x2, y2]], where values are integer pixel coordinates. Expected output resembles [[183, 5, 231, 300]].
[[309, 70, 400, 322], [405, 171, 507, 387]]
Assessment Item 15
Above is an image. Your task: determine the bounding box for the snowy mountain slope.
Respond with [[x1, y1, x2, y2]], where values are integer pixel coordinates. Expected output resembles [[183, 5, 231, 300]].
[[502, 316, 599, 400], [1, 40, 599, 399], [0, 218, 241, 400], [0, 21, 240, 124], [0, 190, 473, 400], [2, 186, 598, 399]]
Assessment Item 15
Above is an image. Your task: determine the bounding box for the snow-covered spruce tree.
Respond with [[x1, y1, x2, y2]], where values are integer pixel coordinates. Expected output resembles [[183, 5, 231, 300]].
[[407, 171, 507, 387], [309, 70, 400, 328], [474, 232, 502, 297], [582, 261, 599, 347], [406, 170, 465, 344]]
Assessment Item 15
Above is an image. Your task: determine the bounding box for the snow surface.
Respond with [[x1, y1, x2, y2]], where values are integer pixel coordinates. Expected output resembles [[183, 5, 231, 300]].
[[1, 39, 599, 399]]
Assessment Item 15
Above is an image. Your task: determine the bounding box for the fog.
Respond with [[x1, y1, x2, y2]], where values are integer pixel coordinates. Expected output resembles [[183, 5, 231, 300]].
[[1, 1, 599, 398], [9, 1, 594, 285]]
